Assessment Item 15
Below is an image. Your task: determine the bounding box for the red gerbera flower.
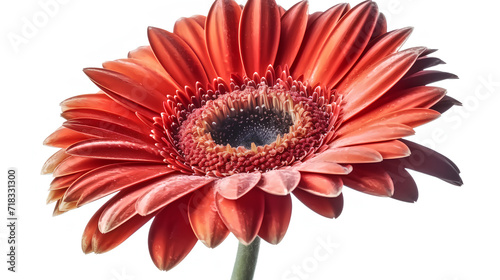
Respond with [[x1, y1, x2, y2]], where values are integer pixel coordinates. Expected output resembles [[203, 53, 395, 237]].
[[43, 0, 462, 274]]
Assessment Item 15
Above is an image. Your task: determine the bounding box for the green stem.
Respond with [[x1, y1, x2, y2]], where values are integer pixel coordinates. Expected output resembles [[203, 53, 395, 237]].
[[230, 237, 261, 280]]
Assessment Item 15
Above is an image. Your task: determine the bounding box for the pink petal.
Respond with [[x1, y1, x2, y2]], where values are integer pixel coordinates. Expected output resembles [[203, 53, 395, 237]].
[[239, 0, 281, 76], [50, 172, 85, 191], [205, 0, 243, 81], [297, 172, 343, 197], [148, 197, 198, 271], [188, 184, 229, 248], [215, 188, 265, 245], [256, 169, 301, 195], [136, 175, 216, 216], [258, 193, 292, 244], [293, 188, 343, 218], [215, 172, 261, 199]]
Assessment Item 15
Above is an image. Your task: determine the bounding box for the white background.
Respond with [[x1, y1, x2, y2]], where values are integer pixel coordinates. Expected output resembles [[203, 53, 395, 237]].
[[1, 0, 499, 279]]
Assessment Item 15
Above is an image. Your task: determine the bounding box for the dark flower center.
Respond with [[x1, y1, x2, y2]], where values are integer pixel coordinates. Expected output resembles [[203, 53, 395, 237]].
[[210, 107, 294, 149]]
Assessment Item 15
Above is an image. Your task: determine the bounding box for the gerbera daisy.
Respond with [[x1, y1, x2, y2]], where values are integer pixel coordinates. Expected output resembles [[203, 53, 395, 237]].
[[42, 0, 462, 277]]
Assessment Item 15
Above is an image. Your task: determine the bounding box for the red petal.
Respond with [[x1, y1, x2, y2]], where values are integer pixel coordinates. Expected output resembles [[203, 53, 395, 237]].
[[404, 56, 446, 77], [371, 12, 387, 39], [63, 163, 175, 207], [82, 191, 154, 254], [292, 3, 349, 77], [393, 70, 458, 90], [61, 108, 147, 133], [341, 47, 426, 121], [306, 1, 378, 88], [256, 169, 301, 195], [148, 197, 198, 271], [63, 118, 152, 143], [274, 1, 308, 67], [103, 58, 181, 97], [188, 184, 229, 248], [337, 27, 413, 93], [239, 0, 281, 75], [342, 165, 394, 196], [353, 140, 410, 160], [174, 17, 218, 80], [43, 127, 93, 148], [297, 172, 343, 197], [258, 193, 292, 244], [215, 172, 261, 199], [296, 161, 352, 175], [136, 175, 216, 216], [383, 163, 419, 202], [398, 140, 462, 185], [148, 27, 209, 89], [66, 138, 163, 162], [42, 149, 70, 174], [215, 188, 265, 245], [206, 0, 243, 81], [60, 93, 112, 112], [127, 46, 168, 75], [333, 124, 415, 148], [50, 172, 85, 191], [83, 68, 164, 116], [97, 186, 153, 234], [53, 156, 116, 177], [293, 188, 343, 218], [313, 146, 383, 163]]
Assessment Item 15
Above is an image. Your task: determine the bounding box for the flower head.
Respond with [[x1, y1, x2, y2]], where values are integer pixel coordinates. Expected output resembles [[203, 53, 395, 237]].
[[43, 0, 462, 271]]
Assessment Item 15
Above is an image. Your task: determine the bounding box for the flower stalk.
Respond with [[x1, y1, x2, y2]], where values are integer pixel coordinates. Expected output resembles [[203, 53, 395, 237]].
[[230, 238, 261, 280]]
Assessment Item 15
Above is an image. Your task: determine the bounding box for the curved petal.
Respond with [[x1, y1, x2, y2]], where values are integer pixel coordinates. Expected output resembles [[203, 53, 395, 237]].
[[383, 163, 419, 202], [341, 47, 426, 121], [41, 149, 70, 174], [293, 188, 343, 218], [136, 175, 216, 216], [313, 146, 383, 163], [66, 138, 163, 163], [297, 172, 343, 197], [43, 127, 93, 148], [256, 169, 301, 195], [337, 27, 413, 93], [215, 188, 265, 245], [83, 68, 164, 116], [393, 70, 458, 90], [206, 0, 243, 81], [82, 191, 154, 254], [239, 0, 281, 76], [274, 1, 308, 67], [258, 193, 292, 244], [148, 27, 209, 89], [296, 161, 352, 175], [49, 172, 85, 191], [292, 3, 349, 77], [431, 95, 462, 113], [333, 124, 415, 148], [53, 156, 116, 177], [148, 197, 198, 271], [306, 1, 379, 88], [215, 172, 261, 199], [352, 140, 410, 160], [342, 164, 394, 196], [188, 184, 229, 248], [62, 163, 175, 207], [174, 17, 218, 80], [398, 140, 462, 185]]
